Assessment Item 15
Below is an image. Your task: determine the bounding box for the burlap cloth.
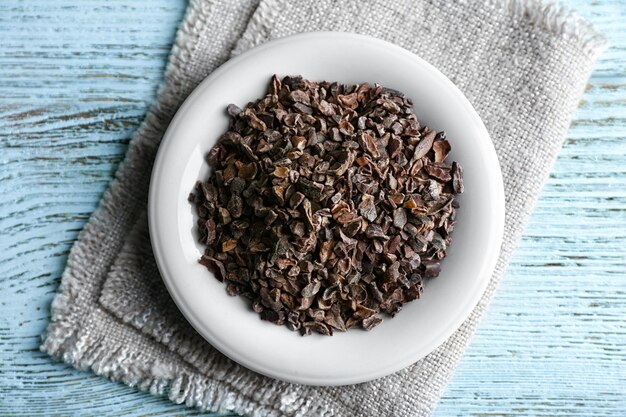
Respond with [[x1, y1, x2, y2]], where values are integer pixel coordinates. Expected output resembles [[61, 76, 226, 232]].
[[42, 1, 606, 415]]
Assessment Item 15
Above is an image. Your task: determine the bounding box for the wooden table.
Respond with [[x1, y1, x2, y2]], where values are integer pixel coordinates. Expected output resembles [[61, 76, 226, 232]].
[[1, 1, 624, 415]]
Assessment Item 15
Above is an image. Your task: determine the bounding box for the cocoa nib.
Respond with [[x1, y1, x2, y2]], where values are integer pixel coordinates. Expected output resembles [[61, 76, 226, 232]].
[[190, 75, 464, 336]]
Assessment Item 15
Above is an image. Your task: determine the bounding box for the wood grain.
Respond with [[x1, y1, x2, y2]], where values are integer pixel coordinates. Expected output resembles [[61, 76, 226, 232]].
[[1, 0, 624, 416]]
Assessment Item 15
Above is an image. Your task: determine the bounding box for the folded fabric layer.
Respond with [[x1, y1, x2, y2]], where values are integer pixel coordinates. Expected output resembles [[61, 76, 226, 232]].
[[42, 0, 605, 416]]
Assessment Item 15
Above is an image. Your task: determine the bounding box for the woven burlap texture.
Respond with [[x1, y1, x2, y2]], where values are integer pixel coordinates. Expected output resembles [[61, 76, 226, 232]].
[[42, 0, 606, 416]]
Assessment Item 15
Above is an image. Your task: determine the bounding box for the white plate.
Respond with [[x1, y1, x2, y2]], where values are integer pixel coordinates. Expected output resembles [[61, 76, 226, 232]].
[[149, 32, 504, 386]]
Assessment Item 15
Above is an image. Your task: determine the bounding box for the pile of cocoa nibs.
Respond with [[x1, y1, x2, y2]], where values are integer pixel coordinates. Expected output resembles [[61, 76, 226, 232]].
[[189, 75, 464, 336]]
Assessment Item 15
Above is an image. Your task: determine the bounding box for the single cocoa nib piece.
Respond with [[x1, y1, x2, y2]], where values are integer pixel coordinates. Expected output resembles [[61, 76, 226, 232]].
[[412, 129, 436, 160], [451, 161, 464, 194], [296, 177, 324, 200], [227, 103, 243, 117], [393, 208, 408, 229], [362, 314, 383, 331], [432, 138, 451, 163], [190, 75, 464, 336], [358, 194, 378, 222], [423, 261, 442, 278]]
